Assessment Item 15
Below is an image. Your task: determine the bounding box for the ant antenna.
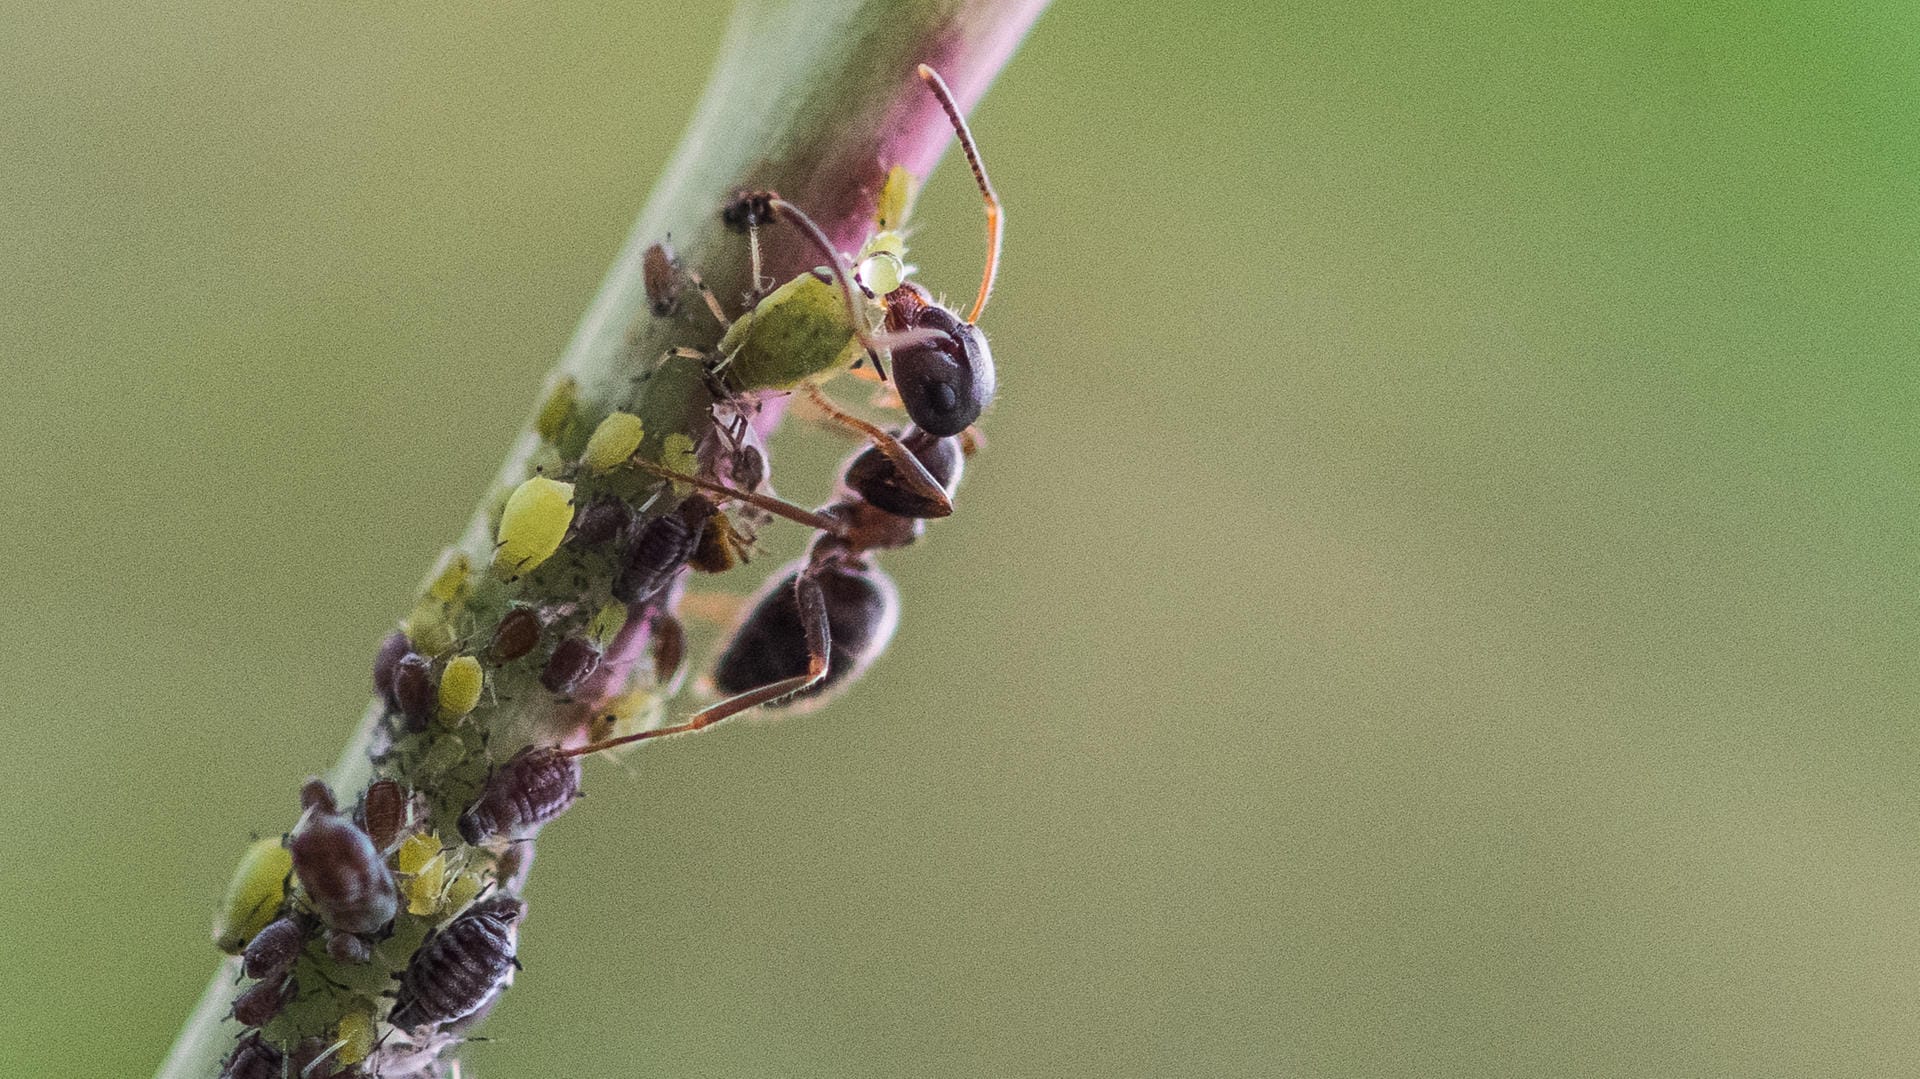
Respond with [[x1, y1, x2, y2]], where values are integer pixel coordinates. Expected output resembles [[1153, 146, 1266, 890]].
[[917, 64, 1002, 325]]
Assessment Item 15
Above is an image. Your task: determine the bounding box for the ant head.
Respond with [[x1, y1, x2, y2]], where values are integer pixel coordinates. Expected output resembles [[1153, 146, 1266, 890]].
[[886, 285, 994, 437]]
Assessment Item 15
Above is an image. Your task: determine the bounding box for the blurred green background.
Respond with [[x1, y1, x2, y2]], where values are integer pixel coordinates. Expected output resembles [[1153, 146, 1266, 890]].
[[4, 1, 1917, 1076]]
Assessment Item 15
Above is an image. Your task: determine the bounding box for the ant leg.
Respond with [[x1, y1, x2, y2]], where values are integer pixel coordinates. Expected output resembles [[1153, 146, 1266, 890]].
[[803, 385, 953, 517], [746, 219, 767, 299], [630, 459, 849, 537], [565, 572, 831, 756]]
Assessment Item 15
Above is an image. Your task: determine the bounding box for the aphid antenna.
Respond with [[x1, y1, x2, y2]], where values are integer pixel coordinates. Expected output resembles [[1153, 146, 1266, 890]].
[[917, 64, 1002, 325]]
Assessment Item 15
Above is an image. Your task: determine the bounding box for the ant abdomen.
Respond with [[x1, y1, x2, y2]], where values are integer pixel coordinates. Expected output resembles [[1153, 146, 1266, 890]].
[[711, 559, 899, 712]]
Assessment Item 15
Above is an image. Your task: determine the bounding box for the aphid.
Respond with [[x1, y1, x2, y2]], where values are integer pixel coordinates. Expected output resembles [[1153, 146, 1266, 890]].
[[489, 606, 543, 662], [219, 1033, 282, 1079], [611, 496, 712, 604], [372, 631, 409, 708], [569, 496, 635, 549], [533, 377, 578, 443], [357, 778, 409, 854], [688, 507, 752, 573], [457, 745, 583, 844], [643, 241, 682, 317], [390, 652, 437, 730], [539, 635, 601, 695], [582, 411, 646, 474], [300, 777, 337, 814], [387, 896, 527, 1031], [289, 785, 398, 935], [230, 974, 291, 1027], [687, 66, 1001, 516], [437, 654, 484, 721], [241, 915, 304, 979], [325, 928, 372, 964], [492, 476, 576, 578], [649, 611, 688, 692], [334, 1007, 378, 1068], [213, 837, 293, 955], [397, 832, 450, 917]]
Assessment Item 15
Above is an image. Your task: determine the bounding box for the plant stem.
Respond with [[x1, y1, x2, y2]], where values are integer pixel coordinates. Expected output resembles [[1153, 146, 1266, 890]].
[[156, 1, 1045, 1076]]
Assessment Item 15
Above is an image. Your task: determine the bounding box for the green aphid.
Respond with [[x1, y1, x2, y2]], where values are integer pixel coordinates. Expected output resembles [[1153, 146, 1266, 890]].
[[533, 377, 578, 443], [213, 837, 293, 954], [582, 411, 645, 474], [492, 477, 575, 578]]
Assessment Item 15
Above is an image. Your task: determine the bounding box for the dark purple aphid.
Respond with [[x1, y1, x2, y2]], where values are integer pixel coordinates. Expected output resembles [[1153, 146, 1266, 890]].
[[711, 557, 899, 710], [241, 916, 303, 980], [458, 745, 583, 844], [387, 896, 528, 1031], [372, 631, 409, 708], [539, 636, 601, 695], [357, 778, 408, 853], [391, 652, 437, 730], [612, 497, 711, 604], [721, 190, 778, 231], [642, 241, 681, 318], [841, 426, 963, 519], [326, 928, 372, 964], [230, 974, 291, 1027], [220, 1033, 283, 1079], [489, 606, 543, 663], [570, 496, 636, 549], [300, 777, 337, 814], [289, 793, 397, 935]]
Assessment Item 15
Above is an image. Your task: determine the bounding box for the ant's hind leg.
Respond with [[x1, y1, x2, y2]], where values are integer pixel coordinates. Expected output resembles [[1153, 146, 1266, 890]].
[[564, 571, 831, 756], [803, 386, 954, 518]]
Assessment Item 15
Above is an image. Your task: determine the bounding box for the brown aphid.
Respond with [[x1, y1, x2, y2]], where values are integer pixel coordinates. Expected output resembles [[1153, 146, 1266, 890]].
[[570, 496, 635, 549], [230, 974, 291, 1027], [372, 631, 409, 709], [489, 606, 543, 663], [688, 508, 751, 573], [391, 652, 437, 730], [388, 896, 527, 1031], [289, 793, 398, 935], [650, 612, 687, 691], [357, 778, 408, 853], [240, 916, 303, 980], [458, 745, 583, 844], [220, 1033, 283, 1079], [642, 241, 681, 317], [539, 636, 601, 696], [325, 927, 372, 964], [612, 496, 711, 604], [300, 777, 337, 815]]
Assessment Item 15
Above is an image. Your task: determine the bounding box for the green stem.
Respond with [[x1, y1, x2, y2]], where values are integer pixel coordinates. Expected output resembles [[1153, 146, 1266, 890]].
[[156, 1, 1045, 1076]]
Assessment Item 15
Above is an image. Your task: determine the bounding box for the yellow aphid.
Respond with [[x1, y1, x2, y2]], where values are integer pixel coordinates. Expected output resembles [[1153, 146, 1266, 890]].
[[659, 433, 698, 493], [405, 853, 448, 916], [582, 412, 645, 474], [587, 602, 628, 646], [213, 838, 292, 954], [437, 655, 483, 721], [875, 165, 913, 231], [424, 550, 472, 604], [442, 869, 484, 916], [395, 832, 440, 876], [403, 597, 456, 657], [492, 477, 576, 578], [534, 377, 578, 443], [335, 1008, 377, 1067], [587, 685, 663, 746]]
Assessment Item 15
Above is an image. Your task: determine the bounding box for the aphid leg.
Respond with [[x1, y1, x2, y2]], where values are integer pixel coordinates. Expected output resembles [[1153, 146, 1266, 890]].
[[803, 385, 954, 516], [746, 217, 767, 299], [682, 263, 732, 330], [629, 459, 849, 537], [566, 573, 831, 756]]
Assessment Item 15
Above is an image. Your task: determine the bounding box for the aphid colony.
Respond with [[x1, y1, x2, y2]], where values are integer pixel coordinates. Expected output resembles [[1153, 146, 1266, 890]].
[[214, 65, 1001, 1077]]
